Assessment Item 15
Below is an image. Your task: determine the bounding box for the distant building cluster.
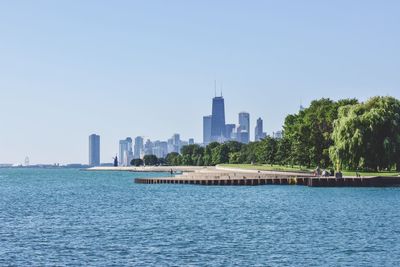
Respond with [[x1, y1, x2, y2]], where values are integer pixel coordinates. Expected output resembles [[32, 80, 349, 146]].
[[118, 134, 194, 166], [203, 94, 277, 145], [88, 133, 195, 166], [88, 92, 284, 166]]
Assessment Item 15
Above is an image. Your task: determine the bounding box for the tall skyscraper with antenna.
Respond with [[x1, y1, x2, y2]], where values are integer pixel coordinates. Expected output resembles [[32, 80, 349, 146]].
[[203, 81, 227, 143], [210, 94, 226, 142]]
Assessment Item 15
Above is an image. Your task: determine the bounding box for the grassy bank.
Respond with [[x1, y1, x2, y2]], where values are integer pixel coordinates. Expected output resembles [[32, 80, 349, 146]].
[[219, 164, 313, 173], [341, 171, 400, 177], [220, 164, 400, 177]]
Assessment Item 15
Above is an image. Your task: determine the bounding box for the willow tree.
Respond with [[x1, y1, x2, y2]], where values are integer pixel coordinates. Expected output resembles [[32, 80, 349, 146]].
[[330, 96, 400, 171]]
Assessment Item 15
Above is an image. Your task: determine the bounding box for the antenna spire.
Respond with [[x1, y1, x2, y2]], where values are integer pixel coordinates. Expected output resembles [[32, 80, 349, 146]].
[[214, 80, 217, 97], [220, 82, 223, 97]]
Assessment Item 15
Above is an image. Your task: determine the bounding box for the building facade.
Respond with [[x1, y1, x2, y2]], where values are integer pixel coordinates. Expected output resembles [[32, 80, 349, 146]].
[[119, 137, 133, 166], [237, 131, 250, 144], [238, 112, 250, 144], [144, 139, 154, 155], [225, 124, 236, 141], [134, 136, 144, 159], [152, 141, 168, 159], [172, 133, 181, 153], [89, 134, 100, 166], [255, 117, 266, 141], [211, 96, 226, 142], [273, 131, 283, 139], [203, 115, 212, 145]]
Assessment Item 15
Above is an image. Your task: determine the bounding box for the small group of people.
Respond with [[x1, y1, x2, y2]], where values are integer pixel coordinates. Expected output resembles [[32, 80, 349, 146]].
[[314, 166, 335, 177], [314, 166, 343, 178]]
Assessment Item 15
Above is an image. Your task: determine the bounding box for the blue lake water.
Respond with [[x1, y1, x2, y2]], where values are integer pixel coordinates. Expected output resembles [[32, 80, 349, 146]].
[[1, 168, 400, 266]]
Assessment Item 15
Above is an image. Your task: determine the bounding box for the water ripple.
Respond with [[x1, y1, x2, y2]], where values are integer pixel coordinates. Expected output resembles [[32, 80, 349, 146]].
[[0, 168, 400, 266]]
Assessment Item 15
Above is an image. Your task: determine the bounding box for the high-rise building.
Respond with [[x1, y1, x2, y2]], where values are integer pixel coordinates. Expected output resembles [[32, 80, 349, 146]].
[[134, 136, 144, 159], [172, 133, 181, 153], [239, 112, 250, 132], [159, 141, 168, 157], [273, 131, 283, 139], [125, 139, 133, 165], [167, 138, 174, 154], [152, 141, 168, 159], [237, 131, 250, 144], [189, 138, 195, 145], [144, 139, 154, 155], [119, 137, 133, 166], [211, 96, 226, 142], [119, 139, 127, 165], [203, 115, 212, 145], [255, 117, 266, 141], [238, 112, 250, 144], [181, 141, 189, 148], [225, 124, 236, 141], [89, 134, 100, 166], [255, 118, 263, 141]]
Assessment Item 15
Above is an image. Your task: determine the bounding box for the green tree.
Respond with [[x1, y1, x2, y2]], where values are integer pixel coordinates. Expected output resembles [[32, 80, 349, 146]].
[[229, 152, 241, 164], [180, 144, 204, 166], [283, 98, 358, 168], [211, 143, 229, 165], [204, 142, 220, 166], [196, 155, 204, 166], [256, 136, 278, 165], [330, 96, 400, 171], [239, 142, 258, 164], [275, 137, 291, 165], [158, 158, 166, 165], [225, 141, 243, 153], [130, 158, 144, 166], [143, 155, 158, 166], [165, 152, 182, 166]]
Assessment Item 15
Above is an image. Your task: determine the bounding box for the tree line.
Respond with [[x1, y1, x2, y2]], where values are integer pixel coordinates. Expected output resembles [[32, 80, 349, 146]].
[[131, 96, 400, 171]]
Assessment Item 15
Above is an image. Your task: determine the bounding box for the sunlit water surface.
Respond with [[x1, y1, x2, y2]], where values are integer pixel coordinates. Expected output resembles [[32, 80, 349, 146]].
[[1, 168, 399, 266]]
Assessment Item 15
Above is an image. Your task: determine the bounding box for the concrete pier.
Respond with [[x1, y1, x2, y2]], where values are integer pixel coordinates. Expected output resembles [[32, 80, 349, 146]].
[[134, 169, 400, 187]]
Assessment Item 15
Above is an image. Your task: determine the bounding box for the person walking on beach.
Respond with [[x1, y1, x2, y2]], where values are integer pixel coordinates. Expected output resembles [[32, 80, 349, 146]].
[[170, 168, 173, 176]]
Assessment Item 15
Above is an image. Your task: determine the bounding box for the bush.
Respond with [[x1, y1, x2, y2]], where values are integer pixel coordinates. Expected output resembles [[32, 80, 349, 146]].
[[131, 158, 143, 167]]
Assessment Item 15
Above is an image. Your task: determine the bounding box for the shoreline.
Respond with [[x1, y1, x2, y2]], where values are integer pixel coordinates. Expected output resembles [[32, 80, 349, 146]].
[[86, 166, 208, 173], [86, 165, 314, 176], [84, 165, 400, 187]]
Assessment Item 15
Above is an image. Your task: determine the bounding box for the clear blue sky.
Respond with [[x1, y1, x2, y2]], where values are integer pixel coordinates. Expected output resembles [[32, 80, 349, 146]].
[[1, 0, 400, 165]]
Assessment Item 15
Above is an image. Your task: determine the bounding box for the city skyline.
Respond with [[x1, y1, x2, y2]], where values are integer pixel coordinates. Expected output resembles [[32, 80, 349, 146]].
[[1, 1, 400, 164], [107, 95, 271, 166], [204, 95, 264, 145]]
